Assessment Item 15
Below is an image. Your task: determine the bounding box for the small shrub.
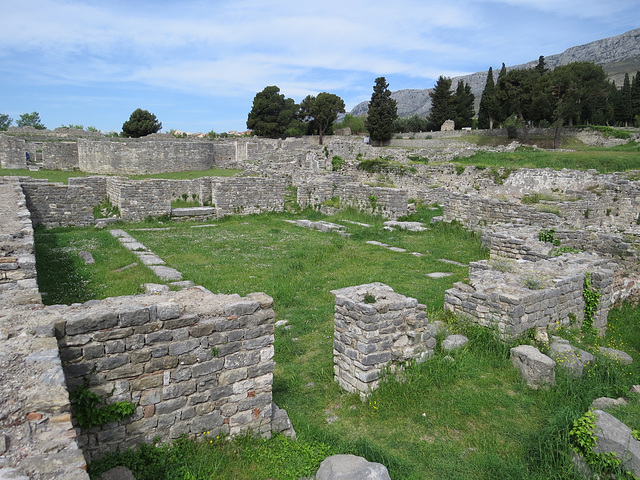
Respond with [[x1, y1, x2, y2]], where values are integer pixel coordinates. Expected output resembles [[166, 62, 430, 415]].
[[331, 155, 345, 171], [589, 125, 631, 140], [363, 293, 376, 304], [71, 380, 136, 429], [520, 272, 547, 290], [489, 256, 515, 272], [538, 228, 560, 246]]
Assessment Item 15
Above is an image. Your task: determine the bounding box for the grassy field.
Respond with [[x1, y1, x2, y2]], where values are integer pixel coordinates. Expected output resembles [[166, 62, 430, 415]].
[[452, 141, 640, 173], [0, 166, 242, 184], [34, 205, 640, 480]]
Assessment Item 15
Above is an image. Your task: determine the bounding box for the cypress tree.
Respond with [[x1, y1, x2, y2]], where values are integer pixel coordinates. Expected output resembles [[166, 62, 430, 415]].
[[478, 67, 499, 129], [453, 80, 475, 129], [365, 77, 398, 144], [427, 76, 454, 130]]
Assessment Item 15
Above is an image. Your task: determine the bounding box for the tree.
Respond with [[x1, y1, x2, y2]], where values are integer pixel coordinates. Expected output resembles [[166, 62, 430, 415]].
[[550, 62, 609, 148], [246, 86, 300, 138], [365, 77, 398, 144], [299, 92, 345, 145], [497, 67, 538, 139], [0, 114, 12, 131], [478, 67, 500, 129], [17, 111, 46, 130], [427, 76, 454, 130], [616, 73, 634, 126], [453, 80, 475, 129], [121, 109, 162, 137]]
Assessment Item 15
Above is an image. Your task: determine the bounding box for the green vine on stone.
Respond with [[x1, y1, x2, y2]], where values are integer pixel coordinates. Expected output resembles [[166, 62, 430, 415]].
[[570, 411, 637, 479], [582, 273, 601, 335], [71, 378, 136, 429]]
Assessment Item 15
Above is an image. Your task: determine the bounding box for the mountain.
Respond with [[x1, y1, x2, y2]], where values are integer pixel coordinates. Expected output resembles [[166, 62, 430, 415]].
[[350, 27, 640, 118]]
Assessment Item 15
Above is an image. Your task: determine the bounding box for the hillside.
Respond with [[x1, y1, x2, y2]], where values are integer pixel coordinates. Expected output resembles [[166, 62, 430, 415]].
[[350, 27, 640, 118]]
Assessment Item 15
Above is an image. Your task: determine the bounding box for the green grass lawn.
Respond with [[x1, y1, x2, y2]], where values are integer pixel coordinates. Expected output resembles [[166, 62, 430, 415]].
[[0, 166, 242, 184], [34, 205, 640, 480]]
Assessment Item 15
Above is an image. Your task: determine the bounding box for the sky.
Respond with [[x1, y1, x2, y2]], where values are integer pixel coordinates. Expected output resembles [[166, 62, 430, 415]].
[[0, 0, 637, 134]]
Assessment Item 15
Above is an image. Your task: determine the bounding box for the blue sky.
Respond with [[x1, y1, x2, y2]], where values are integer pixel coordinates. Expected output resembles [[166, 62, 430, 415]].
[[0, 0, 637, 134]]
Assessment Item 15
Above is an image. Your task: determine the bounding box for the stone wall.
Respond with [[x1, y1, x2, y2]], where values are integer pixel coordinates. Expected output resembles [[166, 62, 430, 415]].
[[296, 174, 356, 210], [40, 142, 79, 170], [331, 283, 433, 398], [0, 178, 41, 306], [78, 138, 215, 175], [56, 288, 276, 461], [21, 179, 97, 227], [444, 255, 615, 338], [0, 134, 28, 169], [341, 184, 408, 219], [211, 177, 286, 217], [106, 177, 172, 221], [0, 178, 89, 480]]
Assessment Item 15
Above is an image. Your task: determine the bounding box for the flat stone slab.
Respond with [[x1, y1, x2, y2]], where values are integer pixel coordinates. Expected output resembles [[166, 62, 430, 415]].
[[171, 207, 216, 216], [78, 251, 94, 265], [366, 240, 389, 247], [169, 280, 195, 289], [383, 221, 428, 232], [438, 258, 467, 267], [120, 241, 148, 251], [149, 266, 182, 281], [135, 253, 165, 266], [426, 272, 453, 278], [593, 410, 640, 476]]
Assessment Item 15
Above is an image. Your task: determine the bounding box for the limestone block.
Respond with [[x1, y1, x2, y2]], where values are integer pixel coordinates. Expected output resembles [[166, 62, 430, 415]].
[[549, 339, 594, 378], [316, 454, 391, 480], [593, 410, 640, 476], [510, 345, 556, 389], [442, 334, 469, 351]]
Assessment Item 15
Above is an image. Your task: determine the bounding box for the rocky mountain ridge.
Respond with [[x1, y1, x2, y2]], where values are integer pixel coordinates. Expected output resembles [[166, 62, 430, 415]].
[[350, 27, 640, 119]]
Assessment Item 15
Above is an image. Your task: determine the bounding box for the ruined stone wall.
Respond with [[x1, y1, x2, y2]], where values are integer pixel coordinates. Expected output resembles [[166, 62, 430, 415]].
[[0, 177, 41, 306], [340, 184, 408, 219], [21, 179, 97, 227], [331, 283, 433, 398], [211, 177, 286, 217], [106, 178, 171, 221], [296, 174, 356, 210], [0, 134, 28, 169], [78, 138, 215, 175], [443, 193, 561, 229], [0, 178, 88, 479], [41, 142, 79, 170], [55, 289, 275, 461], [69, 176, 109, 201], [444, 256, 614, 338]]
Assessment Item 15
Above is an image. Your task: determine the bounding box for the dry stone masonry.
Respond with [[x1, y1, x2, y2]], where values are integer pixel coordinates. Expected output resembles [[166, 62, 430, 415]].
[[56, 288, 276, 460], [331, 283, 434, 398]]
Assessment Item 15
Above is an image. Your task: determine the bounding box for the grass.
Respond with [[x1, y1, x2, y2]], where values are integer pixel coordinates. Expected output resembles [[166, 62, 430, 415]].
[[0, 166, 242, 184], [453, 141, 640, 173], [33, 207, 640, 479]]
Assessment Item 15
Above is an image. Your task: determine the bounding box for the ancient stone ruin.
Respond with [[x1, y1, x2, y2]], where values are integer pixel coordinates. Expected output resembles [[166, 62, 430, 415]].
[[331, 283, 434, 398], [2, 127, 640, 478]]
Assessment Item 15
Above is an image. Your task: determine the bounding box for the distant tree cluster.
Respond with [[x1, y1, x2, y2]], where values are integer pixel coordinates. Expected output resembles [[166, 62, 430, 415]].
[[425, 77, 475, 131], [246, 86, 345, 144], [0, 111, 47, 130], [477, 57, 639, 146]]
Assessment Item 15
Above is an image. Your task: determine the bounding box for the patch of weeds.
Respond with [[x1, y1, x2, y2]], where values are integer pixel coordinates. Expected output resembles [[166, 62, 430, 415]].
[[455, 165, 465, 175], [408, 154, 429, 164], [331, 155, 345, 171], [538, 228, 561, 246], [357, 157, 407, 175], [71, 378, 136, 429], [489, 255, 516, 272], [582, 273, 601, 335], [589, 125, 631, 140], [93, 198, 120, 219], [534, 204, 563, 216], [363, 293, 376, 304], [520, 271, 548, 290], [549, 246, 582, 256]]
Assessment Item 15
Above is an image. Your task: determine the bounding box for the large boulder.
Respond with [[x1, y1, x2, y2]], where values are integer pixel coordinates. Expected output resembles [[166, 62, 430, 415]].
[[549, 338, 594, 378], [510, 345, 555, 389], [316, 454, 391, 480], [593, 410, 640, 476]]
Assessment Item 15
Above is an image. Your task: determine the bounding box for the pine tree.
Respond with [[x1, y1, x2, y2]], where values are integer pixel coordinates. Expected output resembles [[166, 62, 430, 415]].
[[631, 71, 640, 123], [427, 76, 454, 130], [365, 77, 398, 144]]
